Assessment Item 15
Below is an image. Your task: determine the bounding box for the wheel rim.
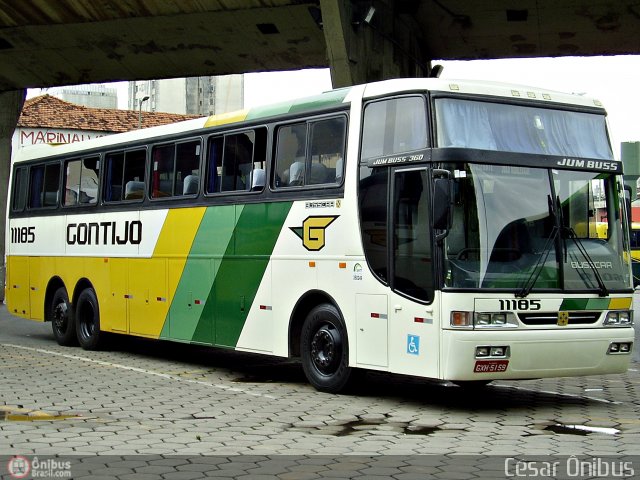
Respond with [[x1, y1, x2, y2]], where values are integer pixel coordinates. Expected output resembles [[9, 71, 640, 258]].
[[78, 300, 95, 339], [310, 325, 342, 375], [52, 300, 69, 335]]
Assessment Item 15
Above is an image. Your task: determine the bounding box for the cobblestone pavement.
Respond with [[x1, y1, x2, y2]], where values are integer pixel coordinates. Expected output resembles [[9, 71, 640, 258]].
[[0, 303, 639, 478]]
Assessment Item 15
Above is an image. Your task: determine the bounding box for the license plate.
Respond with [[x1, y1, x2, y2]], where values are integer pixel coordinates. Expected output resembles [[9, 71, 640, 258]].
[[474, 359, 509, 373]]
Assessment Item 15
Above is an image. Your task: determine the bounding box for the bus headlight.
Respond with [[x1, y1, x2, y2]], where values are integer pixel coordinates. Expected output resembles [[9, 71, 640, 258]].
[[475, 313, 491, 325], [474, 312, 518, 328], [604, 311, 633, 326], [450, 311, 518, 328]]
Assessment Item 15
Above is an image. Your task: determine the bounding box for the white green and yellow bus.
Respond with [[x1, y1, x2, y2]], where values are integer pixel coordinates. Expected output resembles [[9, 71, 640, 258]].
[[6, 79, 635, 392]]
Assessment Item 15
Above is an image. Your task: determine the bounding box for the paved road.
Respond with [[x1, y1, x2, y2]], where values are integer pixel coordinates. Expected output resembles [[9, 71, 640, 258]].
[[0, 303, 639, 479]]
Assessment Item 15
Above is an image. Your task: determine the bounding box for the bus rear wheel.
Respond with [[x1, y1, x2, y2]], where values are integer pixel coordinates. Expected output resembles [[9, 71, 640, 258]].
[[301, 303, 352, 393], [49, 287, 77, 346], [75, 288, 103, 350]]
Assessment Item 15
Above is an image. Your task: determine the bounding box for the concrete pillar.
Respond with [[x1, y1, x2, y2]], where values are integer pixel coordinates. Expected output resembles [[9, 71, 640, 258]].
[[0, 89, 26, 302], [320, 0, 429, 88]]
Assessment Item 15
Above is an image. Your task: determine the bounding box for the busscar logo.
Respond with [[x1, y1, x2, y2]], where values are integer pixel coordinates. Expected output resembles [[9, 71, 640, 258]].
[[290, 216, 339, 251]]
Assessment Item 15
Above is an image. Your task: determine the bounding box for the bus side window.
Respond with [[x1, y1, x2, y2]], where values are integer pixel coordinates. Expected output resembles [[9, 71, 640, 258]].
[[11, 167, 28, 212], [29, 163, 61, 209], [63, 157, 99, 206], [206, 130, 264, 194], [309, 117, 346, 185], [221, 131, 255, 192], [206, 137, 223, 194], [249, 127, 267, 191], [175, 140, 201, 196], [274, 123, 306, 188], [123, 149, 146, 200], [361, 96, 427, 160], [104, 152, 124, 201], [151, 139, 202, 198], [151, 144, 175, 198], [104, 148, 146, 202]]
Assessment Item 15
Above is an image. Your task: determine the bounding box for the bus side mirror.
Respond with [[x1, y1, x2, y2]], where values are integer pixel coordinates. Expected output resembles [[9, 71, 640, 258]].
[[624, 185, 632, 228], [432, 170, 452, 236]]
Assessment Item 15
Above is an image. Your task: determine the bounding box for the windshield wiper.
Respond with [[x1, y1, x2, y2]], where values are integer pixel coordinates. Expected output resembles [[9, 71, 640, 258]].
[[564, 226, 609, 297], [553, 193, 608, 296], [516, 225, 559, 298], [517, 225, 610, 297], [517, 193, 610, 297]]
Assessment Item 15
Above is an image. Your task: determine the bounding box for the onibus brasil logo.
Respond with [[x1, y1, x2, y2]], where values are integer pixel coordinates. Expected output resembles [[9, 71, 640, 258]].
[[290, 216, 339, 251]]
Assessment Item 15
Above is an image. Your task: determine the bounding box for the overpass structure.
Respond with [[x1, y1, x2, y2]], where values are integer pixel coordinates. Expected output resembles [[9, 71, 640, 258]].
[[1, 0, 639, 297], [1, 1, 639, 92]]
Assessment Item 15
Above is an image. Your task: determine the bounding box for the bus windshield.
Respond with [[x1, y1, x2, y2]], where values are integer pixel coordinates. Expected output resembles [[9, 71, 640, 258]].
[[435, 98, 613, 159], [444, 163, 631, 292]]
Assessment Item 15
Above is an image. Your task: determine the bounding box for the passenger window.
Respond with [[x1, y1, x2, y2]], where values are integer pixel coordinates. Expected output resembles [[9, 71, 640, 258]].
[[221, 132, 254, 192], [152, 140, 201, 198], [176, 141, 200, 196], [11, 167, 28, 212], [309, 117, 346, 185], [206, 137, 223, 194], [274, 116, 346, 188], [29, 163, 61, 209], [151, 144, 174, 198], [104, 148, 146, 202], [206, 129, 266, 194], [274, 123, 306, 188], [63, 157, 99, 206]]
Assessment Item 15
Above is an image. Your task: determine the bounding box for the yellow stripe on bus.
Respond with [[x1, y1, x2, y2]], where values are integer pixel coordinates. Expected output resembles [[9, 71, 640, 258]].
[[127, 207, 209, 339], [203, 110, 249, 128], [609, 297, 632, 310]]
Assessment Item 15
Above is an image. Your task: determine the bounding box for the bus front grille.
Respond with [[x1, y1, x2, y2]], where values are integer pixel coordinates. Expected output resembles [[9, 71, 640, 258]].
[[518, 311, 601, 325]]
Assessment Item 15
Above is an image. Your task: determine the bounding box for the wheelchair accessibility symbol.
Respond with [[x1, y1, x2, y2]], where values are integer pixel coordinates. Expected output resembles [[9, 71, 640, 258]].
[[407, 334, 420, 356]]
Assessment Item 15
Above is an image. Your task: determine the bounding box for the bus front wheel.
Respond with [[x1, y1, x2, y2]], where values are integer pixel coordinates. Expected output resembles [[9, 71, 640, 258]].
[[49, 287, 77, 346], [301, 303, 352, 393], [75, 288, 103, 350]]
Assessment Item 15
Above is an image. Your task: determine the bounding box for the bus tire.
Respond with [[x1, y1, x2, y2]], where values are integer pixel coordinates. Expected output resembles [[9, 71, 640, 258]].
[[49, 287, 77, 346], [75, 288, 103, 350], [300, 303, 352, 393]]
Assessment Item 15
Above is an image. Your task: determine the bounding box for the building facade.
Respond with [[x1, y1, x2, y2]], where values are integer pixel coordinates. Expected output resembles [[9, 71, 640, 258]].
[[42, 84, 118, 109], [14, 95, 198, 153], [128, 75, 244, 116]]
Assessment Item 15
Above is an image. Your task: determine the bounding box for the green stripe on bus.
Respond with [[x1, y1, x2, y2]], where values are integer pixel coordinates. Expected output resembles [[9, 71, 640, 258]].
[[559, 298, 611, 310], [191, 201, 292, 346], [559, 299, 589, 310], [245, 89, 350, 121], [586, 298, 611, 310], [161, 205, 238, 341]]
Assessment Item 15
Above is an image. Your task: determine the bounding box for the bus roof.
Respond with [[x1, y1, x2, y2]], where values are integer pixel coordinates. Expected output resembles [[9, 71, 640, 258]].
[[362, 77, 606, 109], [13, 77, 606, 164]]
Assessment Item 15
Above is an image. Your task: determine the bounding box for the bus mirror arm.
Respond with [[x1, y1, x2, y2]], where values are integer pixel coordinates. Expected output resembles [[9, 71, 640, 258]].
[[432, 169, 452, 241]]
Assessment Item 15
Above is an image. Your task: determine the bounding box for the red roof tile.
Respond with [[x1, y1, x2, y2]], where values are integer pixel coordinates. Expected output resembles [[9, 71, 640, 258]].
[[18, 94, 200, 132]]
